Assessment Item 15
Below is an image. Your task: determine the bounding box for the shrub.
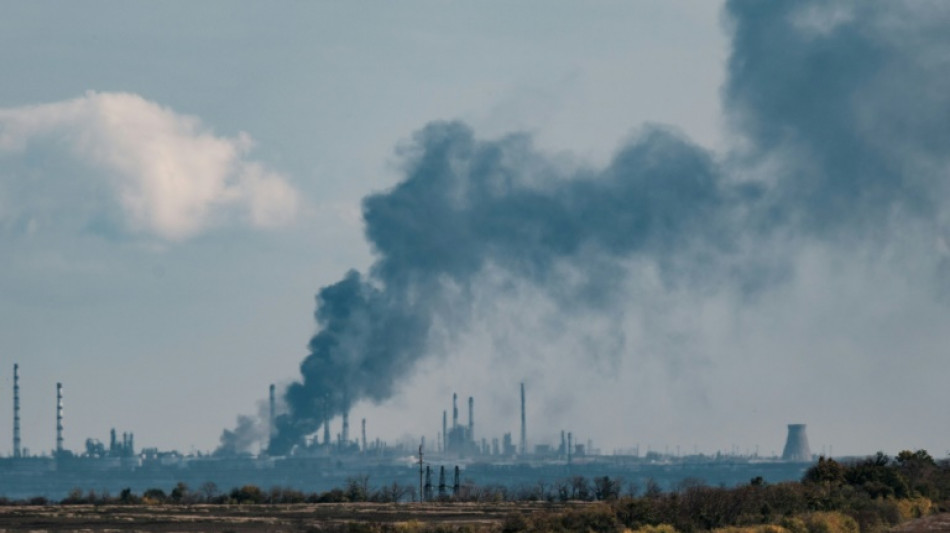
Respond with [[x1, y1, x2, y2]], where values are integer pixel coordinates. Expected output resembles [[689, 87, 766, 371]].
[[778, 517, 807, 533], [394, 520, 425, 533], [801, 511, 858, 533], [142, 488, 167, 504], [557, 504, 622, 533], [229, 484, 263, 504], [500, 512, 529, 533], [614, 496, 662, 529], [628, 524, 679, 533], [712, 526, 789, 533], [895, 496, 933, 520], [119, 487, 140, 504], [61, 488, 85, 505]]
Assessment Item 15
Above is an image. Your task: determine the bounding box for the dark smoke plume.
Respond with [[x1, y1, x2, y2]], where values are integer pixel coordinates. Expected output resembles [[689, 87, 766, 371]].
[[253, 0, 950, 455], [268, 126, 740, 454], [217, 415, 263, 457]]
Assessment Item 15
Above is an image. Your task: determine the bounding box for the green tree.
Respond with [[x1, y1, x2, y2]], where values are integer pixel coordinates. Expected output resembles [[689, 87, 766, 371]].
[[804, 456, 845, 485], [199, 481, 218, 502], [594, 476, 622, 500], [229, 484, 263, 504], [170, 482, 189, 503], [844, 453, 910, 499], [119, 487, 139, 504], [896, 449, 937, 497], [143, 488, 167, 503], [344, 475, 370, 502]]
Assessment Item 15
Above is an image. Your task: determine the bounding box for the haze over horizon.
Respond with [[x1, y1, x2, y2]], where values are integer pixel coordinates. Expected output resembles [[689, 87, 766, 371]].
[[2, 1, 949, 459]]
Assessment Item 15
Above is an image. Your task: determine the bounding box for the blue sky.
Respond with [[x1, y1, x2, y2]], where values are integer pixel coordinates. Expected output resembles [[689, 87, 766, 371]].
[[2, 1, 948, 458]]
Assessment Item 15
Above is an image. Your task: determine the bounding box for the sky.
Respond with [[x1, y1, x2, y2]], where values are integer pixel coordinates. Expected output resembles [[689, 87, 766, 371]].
[[1, 1, 948, 459]]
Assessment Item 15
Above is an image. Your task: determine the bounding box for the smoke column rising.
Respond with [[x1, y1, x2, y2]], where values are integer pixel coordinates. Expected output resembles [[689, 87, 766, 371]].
[[235, 0, 950, 455]]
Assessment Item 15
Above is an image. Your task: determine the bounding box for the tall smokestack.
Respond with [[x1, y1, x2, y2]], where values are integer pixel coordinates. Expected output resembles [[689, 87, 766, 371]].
[[268, 384, 276, 443], [418, 445, 424, 501], [782, 424, 812, 462], [467, 396, 474, 441], [361, 418, 367, 452], [13, 364, 21, 458], [442, 410, 447, 452], [520, 382, 526, 455], [322, 396, 330, 447], [567, 432, 573, 465], [55, 382, 63, 456], [452, 393, 458, 429], [342, 393, 350, 445]]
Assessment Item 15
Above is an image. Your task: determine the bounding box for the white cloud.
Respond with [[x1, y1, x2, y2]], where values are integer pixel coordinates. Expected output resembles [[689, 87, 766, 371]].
[[0, 91, 298, 241]]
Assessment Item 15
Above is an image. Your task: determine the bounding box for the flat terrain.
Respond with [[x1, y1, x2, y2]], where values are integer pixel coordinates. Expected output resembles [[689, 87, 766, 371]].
[[891, 513, 950, 532], [0, 502, 576, 532], [3, 504, 947, 532]]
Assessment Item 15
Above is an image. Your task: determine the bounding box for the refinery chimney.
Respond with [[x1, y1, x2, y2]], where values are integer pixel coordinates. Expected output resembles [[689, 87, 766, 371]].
[[782, 424, 812, 462], [567, 432, 573, 464], [468, 396, 474, 441], [452, 393, 458, 429], [520, 382, 526, 455], [268, 384, 276, 442], [342, 393, 350, 445], [55, 382, 63, 456], [13, 364, 21, 458], [361, 418, 367, 452], [322, 396, 330, 446], [442, 410, 447, 452]]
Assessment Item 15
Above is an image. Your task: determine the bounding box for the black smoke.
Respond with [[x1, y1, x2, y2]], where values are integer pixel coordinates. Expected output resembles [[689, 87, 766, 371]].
[[256, 0, 950, 455], [268, 125, 744, 454]]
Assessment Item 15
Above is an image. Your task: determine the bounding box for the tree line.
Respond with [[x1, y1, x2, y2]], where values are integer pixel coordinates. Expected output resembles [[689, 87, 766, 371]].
[[0, 449, 947, 532]]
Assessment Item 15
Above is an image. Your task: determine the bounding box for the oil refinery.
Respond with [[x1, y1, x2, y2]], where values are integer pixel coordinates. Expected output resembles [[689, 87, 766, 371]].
[[0, 364, 814, 500]]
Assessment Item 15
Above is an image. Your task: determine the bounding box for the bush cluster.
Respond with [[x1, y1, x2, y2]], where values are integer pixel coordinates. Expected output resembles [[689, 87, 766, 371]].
[[498, 450, 950, 533], [0, 449, 946, 533]]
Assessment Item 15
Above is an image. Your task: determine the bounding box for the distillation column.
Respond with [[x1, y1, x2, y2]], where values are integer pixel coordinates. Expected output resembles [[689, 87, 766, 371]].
[[13, 364, 21, 458], [56, 382, 64, 457]]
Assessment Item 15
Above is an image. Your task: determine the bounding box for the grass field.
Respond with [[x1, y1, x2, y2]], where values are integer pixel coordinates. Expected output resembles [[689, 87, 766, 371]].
[[0, 502, 587, 532]]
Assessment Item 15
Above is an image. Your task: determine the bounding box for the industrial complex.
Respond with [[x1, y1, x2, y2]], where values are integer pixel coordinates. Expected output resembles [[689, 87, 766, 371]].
[[0, 364, 815, 500]]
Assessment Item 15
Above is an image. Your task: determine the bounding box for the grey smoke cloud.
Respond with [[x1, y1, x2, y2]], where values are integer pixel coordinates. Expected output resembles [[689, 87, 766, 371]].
[[251, 0, 950, 455], [267, 123, 748, 454], [725, 1, 950, 234]]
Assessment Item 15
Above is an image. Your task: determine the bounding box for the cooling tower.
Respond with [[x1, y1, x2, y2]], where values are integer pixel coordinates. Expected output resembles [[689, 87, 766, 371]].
[[781, 424, 812, 462]]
